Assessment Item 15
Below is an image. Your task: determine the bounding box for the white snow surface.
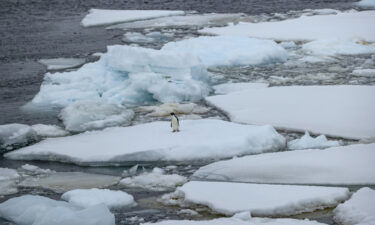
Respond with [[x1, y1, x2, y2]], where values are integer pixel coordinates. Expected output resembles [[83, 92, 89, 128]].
[[38, 58, 86, 70], [31, 45, 209, 107], [287, 131, 340, 150], [356, 0, 375, 8], [213, 82, 269, 95], [81, 9, 185, 27], [138, 103, 209, 117], [302, 39, 375, 56], [334, 187, 375, 225], [31, 124, 68, 137], [352, 68, 375, 77], [0, 124, 39, 150], [174, 181, 349, 216], [205, 85, 375, 140], [5, 119, 286, 165], [199, 11, 375, 42], [162, 36, 288, 67], [120, 168, 187, 191], [107, 13, 244, 29], [193, 143, 375, 185], [62, 188, 136, 209], [141, 216, 326, 225], [59, 101, 134, 132], [0, 195, 115, 225]]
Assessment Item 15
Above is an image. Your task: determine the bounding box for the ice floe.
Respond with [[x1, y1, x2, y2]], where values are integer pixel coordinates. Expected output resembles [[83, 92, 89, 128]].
[[162, 36, 288, 67], [20, 164, 55, 175], [352, 68, 375, 77], [38, 58, 86, 70], [200, 11, 375, 42], [287, 131, 340, 150], [59, 101, 134, 132], [0, 195, 115, 225], [302, 39, 375, 56], [62, 188, 136, 209], [0, 168, 19, 195], [5, 119, 285, 165], [138, 103, 209, 117], [193, 143, 375, 185], [31, 124, 68, 137], [107, 13, 243, 29], [123, 31, 174, 44], [169, 181, 349, 216], [81, 9, 185, 27], [0, 123, 39, 151], [356, 0, 375, 8], [141, 214, 326, 225], [18, 172, 120, 193], [334, 187, 375, 225], [206, 85, 375, 140], [120, 167, 187, 191], [213, 82, 269, 95], [31, 45, 209, 107]]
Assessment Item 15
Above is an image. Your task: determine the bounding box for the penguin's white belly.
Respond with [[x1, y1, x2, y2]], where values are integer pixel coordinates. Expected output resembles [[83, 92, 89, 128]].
[[171, 117, 179, 130]]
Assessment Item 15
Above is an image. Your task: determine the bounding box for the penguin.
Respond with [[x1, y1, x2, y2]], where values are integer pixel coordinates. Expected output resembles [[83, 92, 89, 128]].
[[170, 112, 180, 132]]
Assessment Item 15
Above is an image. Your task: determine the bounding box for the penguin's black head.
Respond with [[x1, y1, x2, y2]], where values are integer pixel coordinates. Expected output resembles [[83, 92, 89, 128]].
[[170, 112, 175, 115]]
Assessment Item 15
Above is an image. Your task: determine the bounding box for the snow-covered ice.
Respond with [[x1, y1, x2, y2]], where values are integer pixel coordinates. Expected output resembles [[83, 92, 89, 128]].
[[59, 101, 134, 132], [356, 0, 375, 8], [206, 85, 375, 140], [287, 131, 340, 150], [0, 123, 39, 151], [213, 82, 269, 95], [302, 39, 375, 56], [31, 45, 209, 107], [120, 167, 187, 191], [0, 168, 19, 181], [62, 188, 136, 209], [31, 124, 68, 137], [107, 13, 244, 29], [199, 11, 375, 42], [171, 181, 349, 216], [140, 215, 326, 225], [0, 168, 19, 195], [38, 58, 86, 70], [352, 68, 375, 77], [193, 143, 375, 185], [138, 103, 209, 117], [0, 195, 115, 225], [5, 119, 286, 165], [20, 164, 55, 175], [334, 187, 375, 225], [81, 9, 185, 27], [162, 36, 288, 67], [18, 172, 120, 193]]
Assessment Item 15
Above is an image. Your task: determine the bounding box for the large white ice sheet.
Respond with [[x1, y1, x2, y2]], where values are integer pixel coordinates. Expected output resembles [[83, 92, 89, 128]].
[[193, 143, 375, 185], [81, 9, 185, 27], [173, 181, 349, 216], [0, 195, 115, 225], [5, 119, 285, 165], [206, 85, 375, 140], [334, 187, 375, 225], [199, 11, 375, 42]]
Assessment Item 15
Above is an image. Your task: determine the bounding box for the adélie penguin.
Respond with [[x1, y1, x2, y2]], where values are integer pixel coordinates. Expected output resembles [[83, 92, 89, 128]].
[[170, 112, 180, 132]]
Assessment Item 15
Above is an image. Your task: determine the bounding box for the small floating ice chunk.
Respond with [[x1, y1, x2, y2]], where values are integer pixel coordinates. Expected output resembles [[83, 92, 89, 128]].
[[206, 85, 375, 140], [62, 188, 136, 209], [138, 103, 209, 117], [302, 39, 375, 56], [39, 58, 86, 70], [356, 0, 375, 8], [120, 167, 187, 191], [193, 143, 375, 185], [352, 68, 375, 77], [31, 124, 69, 137], [59, 101, 134, 132], [288, 131, 340, 150], [0, 195, 115, 225], [279, 41, 297, 49], [213, 82, 269, 95], [0, 124, 39, 151], [0, 168, 19, 181], [123, 32, 155, 43], [81, 9, 185, 27], [334, 187, 375, 225], [162, 36, 288, 67], [171, 181, 349, 216], [20, 164, 55, 175], [0, 168, 19, 195], [5, 119, 286, 165]]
